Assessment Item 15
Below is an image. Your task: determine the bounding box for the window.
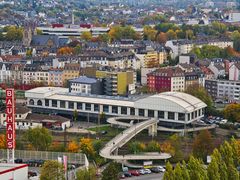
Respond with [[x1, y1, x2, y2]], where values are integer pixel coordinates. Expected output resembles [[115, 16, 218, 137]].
[[30, 123, 32, 126], [19, 115, 21, 118], [85, 103, 91, 111], [195, 111, 198, 118], [52, 100, 57, 107], [112, 106, 118, 114], [29, 99, 34, 105], [148, 110, 154, 117], [3, 114, 5, 117], [77, 102, 82, 110], [45, 99, 49, 107], [178, 113, 185, 121], [37, 100, 42, 106], [188, 113, 191, 121], [130, 108, 135, 116], [60, 101, 65, 108], [94, 104, 99, 112], [103, 105, 109, 113], [168, 112, 175, 120], [139, 109, 145, 116], [121, 107, 127, 115], [158, 111, 164, 119], [69, 101, 74, 109]]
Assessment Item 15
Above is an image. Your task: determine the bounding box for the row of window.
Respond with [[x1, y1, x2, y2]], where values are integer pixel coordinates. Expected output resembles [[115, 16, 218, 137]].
[[29, 99, 201, 121]]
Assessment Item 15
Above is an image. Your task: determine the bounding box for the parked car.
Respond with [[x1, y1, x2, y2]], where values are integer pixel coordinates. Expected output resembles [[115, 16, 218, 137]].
[[150, 167, 161, 173], [118, 172, 125, 179], [143, 168, 151, 174], [14, 159, 23, 163], [28, 171, 37, 177], [155, 166, 166, 172], [123, 171, 132, 177], [138, 169, 145, 175], [219, 119, 228, 124], [129, 170, 140, 176], [101, 130, 108, 135]]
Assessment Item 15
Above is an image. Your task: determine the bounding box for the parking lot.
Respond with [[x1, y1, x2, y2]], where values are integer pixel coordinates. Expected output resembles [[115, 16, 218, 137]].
[[128, 173, 164, 180]]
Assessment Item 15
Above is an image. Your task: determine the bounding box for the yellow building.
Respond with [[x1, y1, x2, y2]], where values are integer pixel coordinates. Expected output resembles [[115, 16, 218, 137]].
[[63, 63, 80, 86], [143, 50, 168, 68], [96, 70, 136, 96]]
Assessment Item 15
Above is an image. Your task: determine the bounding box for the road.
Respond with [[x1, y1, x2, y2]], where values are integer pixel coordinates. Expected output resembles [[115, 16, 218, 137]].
[[128, 173, 164, 180]]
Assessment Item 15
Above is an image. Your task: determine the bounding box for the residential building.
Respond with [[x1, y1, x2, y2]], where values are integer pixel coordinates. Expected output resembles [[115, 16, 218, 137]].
[[166, 39, 233, 58], [0, 63, 12, 83], [147, 67, 185, 92], [205, 79, 240, 102], [48, 69, 64, 87], [229, 62, 240, 81], [208, 62, 226, 79], [143, 51, 159, 68], [69, 76, 103, 95], [63, 63, 80, 83], [141, 67, 157, 85]]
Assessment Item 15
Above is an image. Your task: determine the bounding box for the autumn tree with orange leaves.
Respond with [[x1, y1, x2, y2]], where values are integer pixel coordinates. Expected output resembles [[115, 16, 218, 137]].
[[0, 134, 6, 149], [57, 47, 74, 55], [160, 141, 175, 156], [79, 138, 95, 158], [67, 141, 79, 153]]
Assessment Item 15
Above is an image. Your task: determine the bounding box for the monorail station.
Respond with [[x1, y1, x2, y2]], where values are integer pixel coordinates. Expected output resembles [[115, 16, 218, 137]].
[[25, 87, 207, 127]]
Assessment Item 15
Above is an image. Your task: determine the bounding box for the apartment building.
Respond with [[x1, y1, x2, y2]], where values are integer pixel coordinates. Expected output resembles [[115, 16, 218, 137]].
[[147, 67, 185, 92]]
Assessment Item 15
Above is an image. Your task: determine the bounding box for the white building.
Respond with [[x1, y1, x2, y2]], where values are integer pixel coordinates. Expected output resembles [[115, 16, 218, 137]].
[[229, 62, 240, 81], [22, 71, 49, 85], [226, 12, 240, 23], [0, 63, 12, 83], [25, 87, 207, 126], [166, 39, 233, 58]]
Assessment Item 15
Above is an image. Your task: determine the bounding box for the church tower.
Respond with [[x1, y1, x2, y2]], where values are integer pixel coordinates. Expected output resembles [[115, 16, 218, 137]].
[[22, 20, 37, 47]]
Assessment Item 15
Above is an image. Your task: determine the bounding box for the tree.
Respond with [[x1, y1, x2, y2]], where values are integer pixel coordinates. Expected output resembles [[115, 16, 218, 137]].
[[163, 162, 174, 180], [74, 45, 82, 55], [76, 166, 96, 180], [24, 127, 52, 151], [81, 31, 92, 41], [185, 84, 214, 114], [40, 160, 65, 180], [185, 29, 194, 40], [5, 26, 23, 41], [98, 34, 110, 43], [160, 141, 175, 156], [146, 140, 160, 152], [223, 103, 240, 122], [102, 162, 120, 180], [166, 29, 177, 40], [109, 26, 122, 41], [211, 22, 227, 35], [49, 142, 65, 152], [73, 109, 78, 121], [0, 134, 6, 149], [193, 130, 213, 161], [169, 134, 184, 162], [143, 26, 157, 41], [128, 141, 145, 154], [188, 156, 209, 180], [156, 32, 168, 43], [174, 163, 184, 180], [57, 47, 74, 55], [181, 161, 190, 180], [67, 141, 79, 153], [79, 138, 95, 158], [207, 153, 221, 180]]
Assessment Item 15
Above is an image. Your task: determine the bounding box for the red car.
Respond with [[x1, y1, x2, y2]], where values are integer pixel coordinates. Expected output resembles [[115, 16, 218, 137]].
[[129, 170, 140, 176]]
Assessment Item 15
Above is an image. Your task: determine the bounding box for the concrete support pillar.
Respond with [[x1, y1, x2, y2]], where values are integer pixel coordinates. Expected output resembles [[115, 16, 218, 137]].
[[57, 101, 60, 108], [49, 100, 52, 107], [144, 109, 148, 117], [82, 103, 86, 111], [175, 112, 178, 121], [135, 109, 139, 116], [65, 101, 68, 109], [164, 111, 168, 120], [154, 111, 158, 118], [148, 122, 157, 137], [109, 106, 112, 114], [99, 105, 103, 113], [74, 102, 77, 110], [118, 107, 121, 115], [127, 108, 130, 116]]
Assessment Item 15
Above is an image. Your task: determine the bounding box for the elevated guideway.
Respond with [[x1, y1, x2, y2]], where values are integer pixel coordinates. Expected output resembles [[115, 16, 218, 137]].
[[100, 118, 171, 160]]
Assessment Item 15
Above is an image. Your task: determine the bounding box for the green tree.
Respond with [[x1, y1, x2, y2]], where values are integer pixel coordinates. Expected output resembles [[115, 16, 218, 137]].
[[223, 103, 240, 122], [81, 31, 92, 41], [163, 161, 174, 180], [128, 141, 145, 154], [146, 140, 160, 152], [211, 22, 227, 34], [166, 29, 177, 40], [188, 156, 209, 180], [24, 127, 52, 151], [102, 162, 120, 180], [185, 84, 214, 114], [207, 154, 221, 180], [169, 134, 184, 162], [181, 161, 190, 180], [174, 163, 184, 180], [40, 160, 65, 180], [193, 130, 213, 161], [5, 26, 23, 41], [143, 26, 157, 41], [73, 109, 78, 121], [211, 149, 228, 180], [74, 45, 82, 55], [76, 166, 96, 180], [98, 34, 110, 43]]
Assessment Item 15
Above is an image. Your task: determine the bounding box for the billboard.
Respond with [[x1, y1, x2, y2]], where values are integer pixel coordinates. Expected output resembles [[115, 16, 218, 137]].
[[6, 89, 15, 149]]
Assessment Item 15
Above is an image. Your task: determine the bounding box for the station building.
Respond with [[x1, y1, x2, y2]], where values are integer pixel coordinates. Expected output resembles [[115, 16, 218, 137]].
[[25, 87, 207, 127]]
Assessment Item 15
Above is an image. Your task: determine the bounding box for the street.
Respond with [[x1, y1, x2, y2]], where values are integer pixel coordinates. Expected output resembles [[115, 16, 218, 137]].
[[128, 173, 164, 180]]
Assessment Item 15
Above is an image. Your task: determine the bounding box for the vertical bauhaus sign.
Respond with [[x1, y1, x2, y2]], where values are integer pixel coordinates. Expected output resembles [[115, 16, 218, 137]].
[[6, 89, 15, 149]]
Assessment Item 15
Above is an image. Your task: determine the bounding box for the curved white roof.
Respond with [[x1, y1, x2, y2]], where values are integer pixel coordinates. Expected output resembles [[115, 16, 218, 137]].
[[134, 92, 207, 113]]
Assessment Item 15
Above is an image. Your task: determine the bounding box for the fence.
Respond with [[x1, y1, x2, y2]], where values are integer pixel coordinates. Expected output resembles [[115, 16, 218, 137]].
[[0, 149, 86, 165]]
